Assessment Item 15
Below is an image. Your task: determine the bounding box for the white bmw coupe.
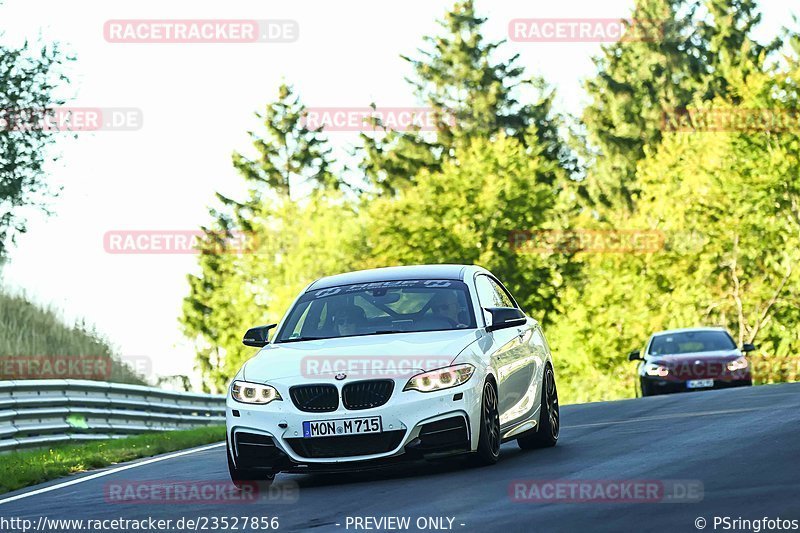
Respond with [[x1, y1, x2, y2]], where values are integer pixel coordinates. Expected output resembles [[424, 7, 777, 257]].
[[226, 264, 559, 484]]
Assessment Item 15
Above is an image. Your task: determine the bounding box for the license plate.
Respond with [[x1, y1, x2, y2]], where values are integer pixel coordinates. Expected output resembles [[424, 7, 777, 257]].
[[687, 379, 714, 389], [303, 416, 382, 438]]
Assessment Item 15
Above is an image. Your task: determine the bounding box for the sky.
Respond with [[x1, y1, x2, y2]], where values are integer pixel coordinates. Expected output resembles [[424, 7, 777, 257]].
[[1, 0, 796, 388]]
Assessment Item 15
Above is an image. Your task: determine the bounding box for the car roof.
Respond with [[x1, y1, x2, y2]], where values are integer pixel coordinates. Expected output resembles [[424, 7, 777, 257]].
[[651, 327, 729, 337], [306, 264, 480, 291]]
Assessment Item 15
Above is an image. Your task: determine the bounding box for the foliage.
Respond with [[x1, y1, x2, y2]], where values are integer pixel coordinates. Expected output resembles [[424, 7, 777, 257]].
[[359, 0, 573, 195], [182, 0, 800, 402], [182, 85, 364, 392], [550, 32, 800, 402], [363, 130, 577, 325], [0, 37, 72, 256]]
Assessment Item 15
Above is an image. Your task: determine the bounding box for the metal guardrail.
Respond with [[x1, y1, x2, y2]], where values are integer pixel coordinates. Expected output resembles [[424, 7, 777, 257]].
[[0, 379, 226, 452]]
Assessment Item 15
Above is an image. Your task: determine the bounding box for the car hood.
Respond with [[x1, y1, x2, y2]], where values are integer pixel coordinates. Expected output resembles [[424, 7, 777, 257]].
[[242, 329, 481, 381]]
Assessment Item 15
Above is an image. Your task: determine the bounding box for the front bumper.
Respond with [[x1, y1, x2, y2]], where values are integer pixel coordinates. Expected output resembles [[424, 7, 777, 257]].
[[226, 377, 481, 471], [641, 374, 753, 395]]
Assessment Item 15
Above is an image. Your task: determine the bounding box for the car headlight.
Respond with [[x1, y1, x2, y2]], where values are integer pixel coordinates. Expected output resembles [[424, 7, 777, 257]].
[[644, 363, 669, 377], [403, 364, 475, 393], [727, 357, 749, 371], [231, 380, 282, 404]]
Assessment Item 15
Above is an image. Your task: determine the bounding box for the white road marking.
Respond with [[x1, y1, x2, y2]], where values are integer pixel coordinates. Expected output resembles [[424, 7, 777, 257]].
[[564, 407, 766, 429], [0, 442, 225, 506]]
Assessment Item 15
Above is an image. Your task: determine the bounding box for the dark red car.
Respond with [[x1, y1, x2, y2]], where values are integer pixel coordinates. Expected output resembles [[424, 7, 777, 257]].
[[629, 327, 754, 396]]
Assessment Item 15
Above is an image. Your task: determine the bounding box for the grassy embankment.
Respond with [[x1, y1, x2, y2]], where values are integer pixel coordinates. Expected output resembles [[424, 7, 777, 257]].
[[0, 289, 147, 384]]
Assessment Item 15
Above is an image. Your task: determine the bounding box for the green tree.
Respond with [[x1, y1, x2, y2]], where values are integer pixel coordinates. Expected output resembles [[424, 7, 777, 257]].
[[699, 0, 782, 100], [231, 83, 339, 200], [551, 46, 800, 402], [581, 0, 781, 213], [555, 0, 796, 402], [181, 219, 260, 392], [0, 37, 72, 256], [360, 0, 572, 194], [635, 57, 800, 381], [182, 193, 366, 392], [182, 85, 360, 391], [581, 0, 706, 212], [364, 128, 577, 324]]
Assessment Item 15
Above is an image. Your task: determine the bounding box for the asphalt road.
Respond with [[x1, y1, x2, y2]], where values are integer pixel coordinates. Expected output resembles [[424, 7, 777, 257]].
[[2, 383, 799, 533]]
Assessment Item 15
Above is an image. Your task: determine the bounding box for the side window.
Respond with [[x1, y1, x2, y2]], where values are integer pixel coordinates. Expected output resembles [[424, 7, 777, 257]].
[[475, 275, 517, 325], [475, 275, 499, 309], [488, 278, 516, 308], [476, 275, 515, 308]]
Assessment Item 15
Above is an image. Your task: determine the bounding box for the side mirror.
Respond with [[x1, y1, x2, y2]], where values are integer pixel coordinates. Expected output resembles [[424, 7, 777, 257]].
[[485, 307, 527, 332], [243, 324, 278, 347], [628, 350, 642, 361], [742, 343, 756, 353]]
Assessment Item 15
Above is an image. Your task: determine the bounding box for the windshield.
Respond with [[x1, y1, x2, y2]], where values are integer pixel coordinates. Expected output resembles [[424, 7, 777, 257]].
[[274, 279, 477, 342], [648, 330, 737, 355]]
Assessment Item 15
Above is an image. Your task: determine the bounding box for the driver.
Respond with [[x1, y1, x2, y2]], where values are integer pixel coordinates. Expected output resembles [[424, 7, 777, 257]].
[[332, 304, 365, 337], [430, 291, 461, 325]]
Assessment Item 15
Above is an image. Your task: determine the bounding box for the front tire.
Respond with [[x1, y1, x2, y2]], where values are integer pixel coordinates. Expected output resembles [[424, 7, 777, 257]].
[[470, 380, 501, 466], [518, 365, 559, 450], [641, 379, 657, 397]]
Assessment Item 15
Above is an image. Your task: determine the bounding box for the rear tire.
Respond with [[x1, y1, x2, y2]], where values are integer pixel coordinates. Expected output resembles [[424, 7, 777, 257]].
[[518, 365, 559, 450], [227, 438, 275, 488], [470, 380, 501, 466]]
